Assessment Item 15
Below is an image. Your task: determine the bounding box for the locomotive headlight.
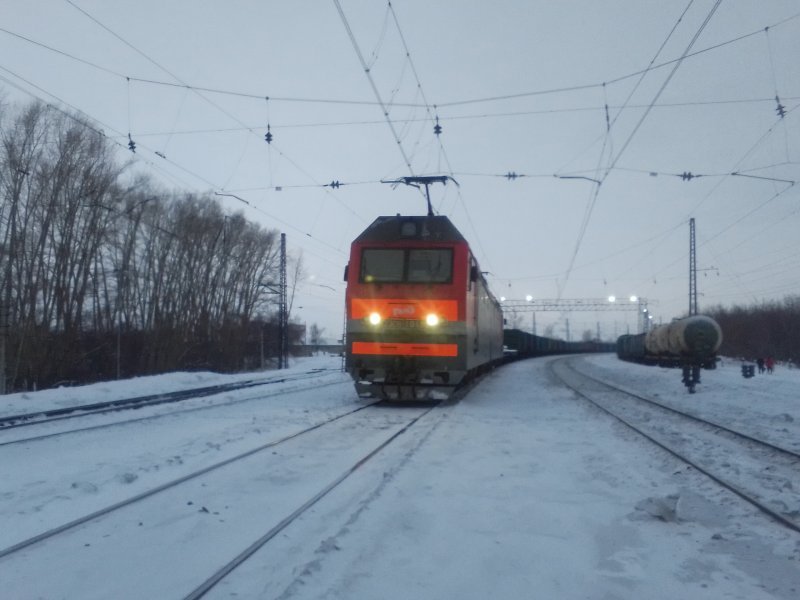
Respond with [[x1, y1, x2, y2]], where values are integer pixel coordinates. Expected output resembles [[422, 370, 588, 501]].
[[425, 313, 440, 327], [367, 312, 382, 326]]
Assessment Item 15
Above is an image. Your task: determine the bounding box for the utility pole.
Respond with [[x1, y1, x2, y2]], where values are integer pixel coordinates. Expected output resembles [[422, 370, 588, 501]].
[[1, 219, 18, 395], [689, 218, 697, 316], [0, 246, 7, 394], [278, 233, 288, 369], [0, 254, 7, 394], [2, 168, 27, 394]]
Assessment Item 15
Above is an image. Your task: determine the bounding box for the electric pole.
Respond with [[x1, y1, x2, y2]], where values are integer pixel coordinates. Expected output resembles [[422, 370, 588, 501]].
[[689, 218, 697, 316], [279, 233, 288, 369]]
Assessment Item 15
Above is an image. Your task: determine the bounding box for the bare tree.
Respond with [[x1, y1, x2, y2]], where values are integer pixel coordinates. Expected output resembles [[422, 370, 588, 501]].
[[0, 100, 290, 389]]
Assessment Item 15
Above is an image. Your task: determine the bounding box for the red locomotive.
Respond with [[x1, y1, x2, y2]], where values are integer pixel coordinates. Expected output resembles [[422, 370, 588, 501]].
[[344, 214, 503, 400]]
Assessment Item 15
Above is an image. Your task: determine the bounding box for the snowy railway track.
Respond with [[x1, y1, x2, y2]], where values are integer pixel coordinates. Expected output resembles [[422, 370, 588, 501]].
[[0, 399, 441, 598], [0, 398, 378, 560], [182, 402, 439, 600], [0, 369, 341, 447], [551, 357, 800, 535], [0, 368, 337, 431]]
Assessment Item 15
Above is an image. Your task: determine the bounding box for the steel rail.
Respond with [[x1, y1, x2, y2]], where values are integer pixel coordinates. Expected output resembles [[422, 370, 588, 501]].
[[0, 368, 338, 430], [0, 400, 380, 560], [0, 375, 345, 448], [182, 403, 440, 600], [563, 361, 800, 460], [550, 357, 800, 535]]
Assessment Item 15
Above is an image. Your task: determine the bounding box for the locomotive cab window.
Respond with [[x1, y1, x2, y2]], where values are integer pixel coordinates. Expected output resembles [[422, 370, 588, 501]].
[[361, 249, 404, 282], [408, 249, 452, 282], [360, 248, 453, 283]]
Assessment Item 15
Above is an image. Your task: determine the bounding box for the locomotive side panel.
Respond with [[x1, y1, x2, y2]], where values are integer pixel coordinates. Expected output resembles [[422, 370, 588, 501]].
[[465, 255, 504, 370]]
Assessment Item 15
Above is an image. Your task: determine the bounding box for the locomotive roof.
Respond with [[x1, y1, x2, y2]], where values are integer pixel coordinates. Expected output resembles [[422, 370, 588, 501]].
[[354, 215, 467, 244]]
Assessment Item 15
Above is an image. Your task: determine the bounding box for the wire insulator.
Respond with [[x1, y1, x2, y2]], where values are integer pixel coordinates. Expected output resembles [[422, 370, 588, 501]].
[[433, 115, 442, 136], [264, 124, 273, 144], [775, 95, 786, 118], [127, 133, 136, 153]]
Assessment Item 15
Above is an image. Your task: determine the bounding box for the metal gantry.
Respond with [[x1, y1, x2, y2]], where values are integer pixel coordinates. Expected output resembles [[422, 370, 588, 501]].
[[499, 298, 649, 312], [500, 297, 653, 336]]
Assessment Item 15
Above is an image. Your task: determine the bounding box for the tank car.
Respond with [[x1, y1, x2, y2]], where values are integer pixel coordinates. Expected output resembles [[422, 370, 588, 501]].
[[616, 315, 722, 392], [344, 214, 503, 400]]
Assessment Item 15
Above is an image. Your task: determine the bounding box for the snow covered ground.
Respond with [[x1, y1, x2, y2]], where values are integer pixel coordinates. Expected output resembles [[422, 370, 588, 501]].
[[0, 355, 343, 419], [1, 353, 799, 599]]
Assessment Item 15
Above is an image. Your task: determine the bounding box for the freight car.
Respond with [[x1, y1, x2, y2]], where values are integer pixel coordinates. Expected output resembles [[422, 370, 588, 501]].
[[504, 328, 615, 357], [616, 315, 722, 392], [344, 214, 504, 400]]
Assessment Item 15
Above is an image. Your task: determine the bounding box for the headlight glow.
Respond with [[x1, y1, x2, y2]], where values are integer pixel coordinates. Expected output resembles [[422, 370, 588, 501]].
[[368, 312, 382, 325], [425, 313, 440, 327]]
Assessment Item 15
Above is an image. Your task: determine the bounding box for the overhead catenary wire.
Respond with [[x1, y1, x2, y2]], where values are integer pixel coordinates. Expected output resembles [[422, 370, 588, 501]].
[[63, 0, 369, 241], [763, 26, 791, 161], [332, 0, 415, 176], [686, 101, 800, 217], [2, 3, 797, 318], [106, 96, 800, 139], [62, 0, 371, 237], [3, 11, 797, 114], [328, 0, 496, 275], [0, 62, 354, 272], [384, 0, 494, 274], [601, 0, 695, 150], [63, 0, 260, 141], [556, 0, 725, 301], [6, 12, 795, 188], [606, 1, 724, 177], [621, 175, 798, 305]]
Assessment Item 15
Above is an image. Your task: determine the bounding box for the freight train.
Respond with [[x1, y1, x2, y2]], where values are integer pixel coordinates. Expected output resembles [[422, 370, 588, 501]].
[[503, 329, 615, 357], [343, 213, 613, 400], [616, 315, 722, 392]]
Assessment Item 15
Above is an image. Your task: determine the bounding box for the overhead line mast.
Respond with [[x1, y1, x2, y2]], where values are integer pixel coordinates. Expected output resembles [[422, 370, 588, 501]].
[[689, 218, 697, 316]]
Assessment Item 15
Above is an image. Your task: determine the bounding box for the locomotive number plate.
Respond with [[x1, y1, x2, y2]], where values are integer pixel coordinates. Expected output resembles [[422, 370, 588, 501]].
[[384, 319, 420, 329]]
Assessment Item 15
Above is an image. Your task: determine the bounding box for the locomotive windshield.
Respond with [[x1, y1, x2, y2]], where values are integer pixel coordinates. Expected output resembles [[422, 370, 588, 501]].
[[361, 249, 404, 282], [408, 249, 452, 282], [361, 248, 452, 283]]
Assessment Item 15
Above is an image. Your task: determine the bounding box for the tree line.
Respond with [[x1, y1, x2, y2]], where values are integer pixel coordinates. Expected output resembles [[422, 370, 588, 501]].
[[706, 295, 800, 367], [1, 101, 302, 392]]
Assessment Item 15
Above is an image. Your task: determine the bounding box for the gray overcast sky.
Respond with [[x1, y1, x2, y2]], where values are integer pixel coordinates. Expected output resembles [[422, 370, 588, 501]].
[[1, 1, 798, 341]]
